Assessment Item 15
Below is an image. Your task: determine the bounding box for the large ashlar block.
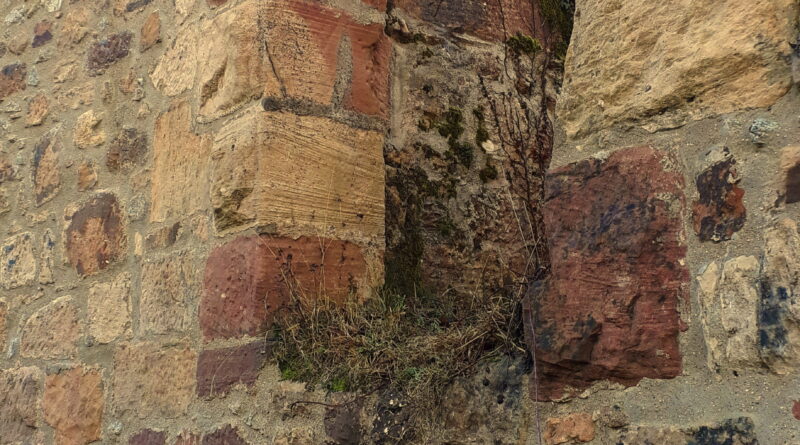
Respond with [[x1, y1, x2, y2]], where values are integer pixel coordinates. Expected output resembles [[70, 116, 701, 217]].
[[210, 107, 384, 242], [559, 0, 796, 139]]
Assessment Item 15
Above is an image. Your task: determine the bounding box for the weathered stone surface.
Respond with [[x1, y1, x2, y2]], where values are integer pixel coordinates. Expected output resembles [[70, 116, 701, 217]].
[[88, 273, 131, 344], [200, 235, 368, 340], [44, 367, 104, 445], [32, 127, 62, 205], [77, 161, 97, 191], [73, 110, 106, 149], [150, 26, 198, 97], [210, 108, 384, 239], [698, 257, 760, 371], [202, 425, 248, 445], [60, 7, 90, 45], [129, 429, 166, 445], [113, 342, 196, 418], [107, 128, 147, 171], [140, 255, 196, 335], [0, 299, 6, 354], [32, 21, 53, 48], [544, 413, 595, 445], [780, 146, 800, 205], [175, 432, 201, 445], [0, 367, 43, 443], [0, 63, 26, 99], [692, 149, 745, 242], [1, 232, 37, 289], [87, 32, 133, 75], [150, 101, 211, 222], [196, 340, 268, 398], [528, 146, 688, 399], [759, 218, 800, 374], [145, 222, 181, 250], [394, 0, 534, 41], [21, 296, 80, 359], [140, 12, 160, 51], [65, 193, 127, 276], [39, 230, 55, 284], [26, 93, 49, 126], [559, 0, 796, 139]]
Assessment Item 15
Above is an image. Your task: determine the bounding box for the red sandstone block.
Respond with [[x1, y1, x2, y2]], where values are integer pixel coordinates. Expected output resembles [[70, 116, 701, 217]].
[[529, 146, 688, 400], [64, 193, 127, 276], [202, 425, 248, 445], [130, 429, 166, 445], [196, 340, 269, 398], [394, 0, 534, 42], [200, 235, 368, 341]]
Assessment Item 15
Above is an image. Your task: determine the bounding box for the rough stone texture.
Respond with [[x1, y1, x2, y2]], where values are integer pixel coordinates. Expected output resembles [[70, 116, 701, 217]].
[[150, 101, 211, 222], [140, 12, 161, 51], [64, 193, 127, 276], [0, 367, 43, 444], [175, 432, 201, 445], [559, 0, 796, 138], [210, 108, 384, 239], [529, 146, 688, 399], [394, 0, 534, 42], [39, 230, 56, 284], [196, 340, 268, 398], [779, 145, 800, 205], [202, 425, 248, 445], [43, 367, 104, 445], [87, 32, 133, 75], [73, 110, 106, 149], [139, 255, 196, 335], [759, 218, 800, 374], [32, 127, 62, 205], [107, 128, 147, 171], [112, 342, 196, 418], [26, 93, 49, 126], [692, 149, 746, 242], [543, 413, 595, 445], [77, 161, 97, 191], [129, 429, 166, 445], [1, 232, 37, 289], [32, 20, 53, 48], [20, 296, 80, 359], [697, 257, 761, 371], [0, 63, 26, 99], [88, 273, 131, 344], [200, 235, 368, 340], [0, 299, 6, 355]]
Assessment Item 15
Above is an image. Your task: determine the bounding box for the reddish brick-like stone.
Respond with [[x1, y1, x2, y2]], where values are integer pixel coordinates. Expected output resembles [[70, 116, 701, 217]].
[[202, 425, 248, 445], [200, 235, 367, 341], [528, 146, 688, 400], [394, 0, 534, 42], [130, 429, 166, 445], [0, 63, 26, 99], [44, 367, 104, 445], [87, 32, 133, 75], [793, 401, 800, 420], [107, 128, 147, 171], [32, 128, 62, 206], [65, 193, 127, 276], [32, 21, 53, 48], [197, 340, 268, 398], [692, 151, 746, 242]]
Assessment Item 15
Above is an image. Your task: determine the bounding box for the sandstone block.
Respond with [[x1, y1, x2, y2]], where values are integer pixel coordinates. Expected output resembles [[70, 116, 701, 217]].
[[200, 235, 368, 340], [1, 232, 37, 289], [73, 110, 106, 149], [202, 425, 248, 445], [87, 32, 132, 75], [44, 367, 104, 445], [692, 149, 746, 242], [196, 340, 268, 398], [0, 63, 26, 99], [26, 93, 49, 126], [129, 429, 166, 445], [394, 0, 533, 42], [779, 146, 800, 205], [0, 367, 43, 443], [32, 127, 62, 205], [529, 146, 688, 399], [140, 12, 160, 51], [544, 413, 595, 445], [77, 161, 97, 191], [210, 108, 384, 239], [139, 255, 196, 335], [112, 342, 196, 418], [88, 273, 131, 344], [21, 295, 80, 359], [65, 193, 127, 276], [697, 257, 761, 371], [150, 101, 211, 223], [558, 0, 796, 139], [32, 21, 53, 48], [107, 128, 147, 171]]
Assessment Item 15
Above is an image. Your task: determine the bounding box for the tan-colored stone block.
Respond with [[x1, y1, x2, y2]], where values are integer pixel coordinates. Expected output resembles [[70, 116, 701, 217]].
[[32, 127, 62, 206], [210, 108, 384, 240], [26, 93, 49, 126], [65, 193, 127, 276], [21, 296, 80, 359], [150, 101, 211, 223], [44, 367, 104, 445], [73, 110, 106, 149], [139, 255, 196, 335], [59, 7, 90, 45], [77, 161, 97, 191], [112, 342, 196, 418], [150, 26, 198, 97], [544, 413, 595, 445], [1, 232, 37, 289], [559, 0, 796, 139], [88, 273, 131, 344], [140, 12, 161, 51], [0, 367, 43, 444]]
